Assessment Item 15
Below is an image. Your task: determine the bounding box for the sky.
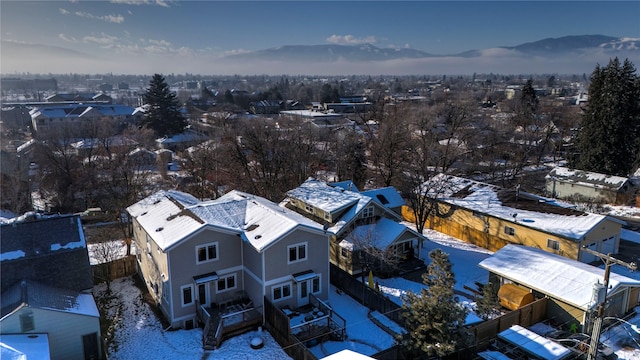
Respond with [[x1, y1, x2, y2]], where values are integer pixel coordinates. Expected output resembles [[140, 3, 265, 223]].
[[1, 1, 639, 75]]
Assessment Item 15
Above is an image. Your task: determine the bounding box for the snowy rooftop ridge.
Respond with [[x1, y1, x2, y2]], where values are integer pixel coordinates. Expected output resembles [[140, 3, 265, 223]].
[[287, 177, 369, 214], [127, 189, 326, 252], [426, 173, 618, 240], [479, 245, 640, 311]]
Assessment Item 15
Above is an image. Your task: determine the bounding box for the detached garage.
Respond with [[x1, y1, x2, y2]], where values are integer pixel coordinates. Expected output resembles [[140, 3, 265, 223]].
[[479, 245, 640, 332]]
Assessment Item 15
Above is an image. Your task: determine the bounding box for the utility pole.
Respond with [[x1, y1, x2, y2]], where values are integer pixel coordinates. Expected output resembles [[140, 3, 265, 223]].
[[582, 247, 637, 360]]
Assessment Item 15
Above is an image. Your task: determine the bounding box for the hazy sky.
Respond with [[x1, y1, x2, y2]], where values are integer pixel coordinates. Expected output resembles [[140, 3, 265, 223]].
[[1, 1, 639, 75]]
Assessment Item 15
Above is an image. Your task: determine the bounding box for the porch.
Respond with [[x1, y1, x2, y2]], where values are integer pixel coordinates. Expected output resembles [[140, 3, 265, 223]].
[[195, 292, 262, 350]]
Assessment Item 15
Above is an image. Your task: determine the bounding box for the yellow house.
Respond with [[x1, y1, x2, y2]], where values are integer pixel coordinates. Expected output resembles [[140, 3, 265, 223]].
[[406, 174, 624, 263]]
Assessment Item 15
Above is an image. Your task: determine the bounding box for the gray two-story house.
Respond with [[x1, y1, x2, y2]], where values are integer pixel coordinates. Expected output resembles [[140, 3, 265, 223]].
[[127, 189, 330, 335]]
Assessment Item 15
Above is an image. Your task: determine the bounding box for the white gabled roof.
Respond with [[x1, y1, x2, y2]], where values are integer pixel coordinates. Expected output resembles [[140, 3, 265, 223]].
[[287, 177, 365, 214], [479, 245, 640, 311], [127, 190, 325, 253], [425, 173, 620, 240]]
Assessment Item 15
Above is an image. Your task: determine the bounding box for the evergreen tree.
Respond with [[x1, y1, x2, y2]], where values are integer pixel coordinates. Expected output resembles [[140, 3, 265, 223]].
[[401, 249, 469, 358], [573, 58, 640, 176], [475, 282, 501, 321], [141, 74, 188, 137]]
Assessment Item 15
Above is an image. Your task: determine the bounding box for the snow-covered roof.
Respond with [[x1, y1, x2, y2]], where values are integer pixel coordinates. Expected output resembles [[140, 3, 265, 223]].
[[342, 217, 417, 251], [321, 349, 375, 360], [0, 334, 50, 360], [361, 187, 406, 210], [30, 104, 136, 120], [1, 280, 100, 319], [425, 173, 619, 240], [546, 166, 630, 191], [287, 177, 369, 215], [479, 245, 640, 311], [127, 190, 325, 253], [498, 325, 572, 360]]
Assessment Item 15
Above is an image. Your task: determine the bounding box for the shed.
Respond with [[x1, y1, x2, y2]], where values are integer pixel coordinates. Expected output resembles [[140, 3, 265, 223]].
[[497, 283, 534, 311]]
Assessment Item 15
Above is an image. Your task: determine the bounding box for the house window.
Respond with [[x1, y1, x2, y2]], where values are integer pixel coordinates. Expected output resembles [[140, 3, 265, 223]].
[[312, 277, 320, 294], [504, 226, 515, 236], [217, 274, 236, 293], [305, 204, 313, 213], [162, 283, 169, 304], [196, 242, 218, 264], [20, 311, 34, 332], [547, 239, 560, 250], [146, 234, 152, 253], [362, 206, 374, 218], [273, 283, 292, 301], [181, 284, 194, 307], [341, 248, 348, 258], [288, 242, 307, 263]]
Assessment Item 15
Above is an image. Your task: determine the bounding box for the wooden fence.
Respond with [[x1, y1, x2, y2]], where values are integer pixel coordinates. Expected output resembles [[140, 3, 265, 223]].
[[91, 255, 137, 283], [468, 297, 548, 348]]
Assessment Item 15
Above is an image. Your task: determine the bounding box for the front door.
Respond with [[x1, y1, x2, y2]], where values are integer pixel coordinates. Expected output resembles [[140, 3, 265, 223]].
[[198, 283, 210, 307]]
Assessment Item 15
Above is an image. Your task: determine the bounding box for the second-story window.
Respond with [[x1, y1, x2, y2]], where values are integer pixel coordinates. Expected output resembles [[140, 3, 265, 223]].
[[288, 242, 307, 263], [362, 206, 374, 218], [196, 242, 218, 264]]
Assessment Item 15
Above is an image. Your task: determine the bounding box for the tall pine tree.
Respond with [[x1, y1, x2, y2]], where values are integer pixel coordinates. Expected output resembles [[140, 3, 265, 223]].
[[142, 74, 188, 137], [401, 249, 469, 357], [573, 58, 640, 176]]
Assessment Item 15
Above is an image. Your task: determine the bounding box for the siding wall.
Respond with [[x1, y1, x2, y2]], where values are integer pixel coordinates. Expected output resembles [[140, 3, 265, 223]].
[[404, 204, 621, 262], [167, 228, 242, 327], [0, 307, 101, 360]]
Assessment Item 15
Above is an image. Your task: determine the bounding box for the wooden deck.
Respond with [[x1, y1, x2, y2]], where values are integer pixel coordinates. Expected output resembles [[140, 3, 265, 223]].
[[197, 299, 263, 350]]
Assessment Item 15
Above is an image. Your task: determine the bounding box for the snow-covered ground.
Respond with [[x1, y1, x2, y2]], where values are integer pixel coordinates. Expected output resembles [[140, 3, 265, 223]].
[[93, 226, 640, 359]]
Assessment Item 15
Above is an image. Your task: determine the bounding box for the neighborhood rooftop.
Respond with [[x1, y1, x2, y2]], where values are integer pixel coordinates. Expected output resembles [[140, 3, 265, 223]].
[[546, 166, 630, 190], [479, 244, 640, 311], [427, 173, 623, 240]]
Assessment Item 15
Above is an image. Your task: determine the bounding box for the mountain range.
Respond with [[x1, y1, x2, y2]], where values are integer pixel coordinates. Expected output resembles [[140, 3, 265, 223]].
[[223, 35, 639, 63], [2, 34, 639, 75]]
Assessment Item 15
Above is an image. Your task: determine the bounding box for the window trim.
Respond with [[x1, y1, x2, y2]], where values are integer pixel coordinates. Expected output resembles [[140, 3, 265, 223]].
[[272, 282, 293, 302], [216, 274, 237, 293], [547, 239, 560, 250], [180, 284, 194, 307], [287, 242, 308, 264], [195, 242, 219, 264], [361, 206, 374, 219]]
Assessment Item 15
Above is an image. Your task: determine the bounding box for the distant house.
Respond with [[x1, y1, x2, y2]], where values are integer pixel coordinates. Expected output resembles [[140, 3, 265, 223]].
[[545, 166, 635, 205], [284, 178, 423, 276], [29, 103, 139, 136], [127, 189, 332, 347], [479, 245, 640, 331], [0, 214, 101, 360], [410, 174, 625, 263], [248, 100, 281, 114], [45, 92, 112, 104]]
